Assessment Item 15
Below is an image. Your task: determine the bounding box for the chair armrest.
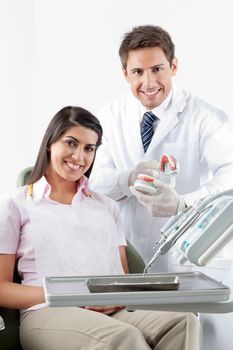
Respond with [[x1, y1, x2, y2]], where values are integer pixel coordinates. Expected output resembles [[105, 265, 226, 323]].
[[0, 315, 5, 330]]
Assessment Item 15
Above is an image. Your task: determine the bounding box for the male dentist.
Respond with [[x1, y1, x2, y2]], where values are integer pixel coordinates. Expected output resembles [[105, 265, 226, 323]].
[[90, 25, 233, 271]]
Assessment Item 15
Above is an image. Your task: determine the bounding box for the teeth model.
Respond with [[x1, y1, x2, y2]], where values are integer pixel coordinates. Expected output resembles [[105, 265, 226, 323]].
[[159, 154, 179, 187], [134, 174, 157, 194], [160, 154, 179, 175], [133, 154, 180, 193]]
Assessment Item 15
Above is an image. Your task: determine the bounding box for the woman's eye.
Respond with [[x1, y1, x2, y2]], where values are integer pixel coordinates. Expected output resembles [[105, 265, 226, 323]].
[[65, 140, 76, 147], [85, 146, 95, 153]]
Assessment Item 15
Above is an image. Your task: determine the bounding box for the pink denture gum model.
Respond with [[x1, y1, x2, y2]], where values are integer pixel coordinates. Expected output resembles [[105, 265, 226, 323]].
[[134, 154, 179, 193], [134, 174, 157, 194], [159, 154, 179, 176]]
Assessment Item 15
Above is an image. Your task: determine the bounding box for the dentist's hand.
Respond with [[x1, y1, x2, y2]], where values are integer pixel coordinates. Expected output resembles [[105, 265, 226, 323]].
[[130, 178, 186, 217], [128, 161, 160, 187]]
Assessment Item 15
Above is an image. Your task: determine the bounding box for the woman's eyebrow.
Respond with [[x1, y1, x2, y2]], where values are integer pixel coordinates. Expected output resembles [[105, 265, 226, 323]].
[[65, 136, 97, 147], [86, 143, 97, 147], [65, 136, 78, 141]]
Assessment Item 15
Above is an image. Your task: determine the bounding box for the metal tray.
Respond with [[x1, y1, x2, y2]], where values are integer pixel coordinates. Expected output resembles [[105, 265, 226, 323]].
[[87, 275, 179, 293], [43, 272, 230, 307]]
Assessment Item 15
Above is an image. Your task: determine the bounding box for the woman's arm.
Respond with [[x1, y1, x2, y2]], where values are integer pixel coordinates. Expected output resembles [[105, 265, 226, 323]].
[[0, 254, 45, 309], [119, 245, 129, 273]]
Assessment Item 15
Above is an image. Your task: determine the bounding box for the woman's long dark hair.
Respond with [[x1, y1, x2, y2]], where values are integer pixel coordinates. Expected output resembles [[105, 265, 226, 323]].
[[28, 106, 102, 184]]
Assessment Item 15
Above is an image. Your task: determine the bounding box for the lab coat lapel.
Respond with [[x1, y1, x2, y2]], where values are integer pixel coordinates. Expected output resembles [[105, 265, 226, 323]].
[[147, 114, 179, 151], [146, 87, 188, 154]]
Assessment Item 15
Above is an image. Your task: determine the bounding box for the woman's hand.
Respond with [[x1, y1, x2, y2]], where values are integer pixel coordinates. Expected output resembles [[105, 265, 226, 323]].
[[84, 305, 125, 315], [0, 254, 45, 309]]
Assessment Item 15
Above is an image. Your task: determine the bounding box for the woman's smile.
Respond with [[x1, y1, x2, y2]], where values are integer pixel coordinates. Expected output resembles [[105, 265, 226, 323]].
[[64, 161, 82, 172]]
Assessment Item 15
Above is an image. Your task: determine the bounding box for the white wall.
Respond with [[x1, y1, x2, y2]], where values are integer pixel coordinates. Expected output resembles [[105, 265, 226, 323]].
[[0, 0, 34, 194]]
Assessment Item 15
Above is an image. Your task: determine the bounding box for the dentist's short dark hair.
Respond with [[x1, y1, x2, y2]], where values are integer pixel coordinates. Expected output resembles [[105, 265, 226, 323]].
[[119, 25, 175, 69]]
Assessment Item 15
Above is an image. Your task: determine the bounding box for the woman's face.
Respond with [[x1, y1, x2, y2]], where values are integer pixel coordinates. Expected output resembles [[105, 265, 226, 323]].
[[47, 125, 98, 184]]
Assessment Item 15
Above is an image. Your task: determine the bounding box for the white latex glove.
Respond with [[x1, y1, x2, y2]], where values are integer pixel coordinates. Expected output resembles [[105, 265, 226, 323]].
[[130, 178, 186, 217], [128, 161, 160, 187]]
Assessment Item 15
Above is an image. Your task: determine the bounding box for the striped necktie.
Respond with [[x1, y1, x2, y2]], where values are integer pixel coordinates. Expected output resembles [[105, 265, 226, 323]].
[[141, 111, 157, 152]]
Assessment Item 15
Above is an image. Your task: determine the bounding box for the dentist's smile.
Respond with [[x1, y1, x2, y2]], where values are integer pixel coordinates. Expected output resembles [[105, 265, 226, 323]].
[[141, 88, 161, 96]]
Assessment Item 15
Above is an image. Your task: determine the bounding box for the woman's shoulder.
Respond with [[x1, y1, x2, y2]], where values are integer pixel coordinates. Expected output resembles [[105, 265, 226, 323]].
[[0, 185, 29, 208]]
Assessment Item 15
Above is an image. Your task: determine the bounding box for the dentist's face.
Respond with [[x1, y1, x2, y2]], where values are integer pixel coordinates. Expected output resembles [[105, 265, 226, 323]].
[[123, 46, 177, 110], [47, 125, 98, 184]]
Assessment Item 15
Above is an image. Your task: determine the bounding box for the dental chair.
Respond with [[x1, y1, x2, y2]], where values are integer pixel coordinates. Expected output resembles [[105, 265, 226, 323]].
[[0, 167, 145, 350]]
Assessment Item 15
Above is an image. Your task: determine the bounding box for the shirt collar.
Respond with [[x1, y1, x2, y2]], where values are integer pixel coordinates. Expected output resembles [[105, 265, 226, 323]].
[[139, 88, 173, 122], [30, 175, 91, 201]]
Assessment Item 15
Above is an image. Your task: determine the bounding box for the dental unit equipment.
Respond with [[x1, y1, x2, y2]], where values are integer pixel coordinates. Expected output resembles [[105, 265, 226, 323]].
[[144, 189, 233, 273]]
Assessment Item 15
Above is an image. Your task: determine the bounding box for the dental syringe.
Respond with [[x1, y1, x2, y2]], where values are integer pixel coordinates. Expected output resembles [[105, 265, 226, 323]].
[[143, 206, 199, 275]]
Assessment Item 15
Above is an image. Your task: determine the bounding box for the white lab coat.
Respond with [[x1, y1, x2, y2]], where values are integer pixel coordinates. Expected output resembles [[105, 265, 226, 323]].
[[90, 85, 233, 271]]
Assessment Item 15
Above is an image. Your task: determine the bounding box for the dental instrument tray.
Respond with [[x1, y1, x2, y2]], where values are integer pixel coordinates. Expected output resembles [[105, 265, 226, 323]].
[[43, 271, 230, 308], [87, 275, 179, 293]]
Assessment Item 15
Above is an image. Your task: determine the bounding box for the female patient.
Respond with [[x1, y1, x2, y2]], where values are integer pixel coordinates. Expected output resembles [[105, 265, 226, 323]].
[[0, 106, 200, 350]]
